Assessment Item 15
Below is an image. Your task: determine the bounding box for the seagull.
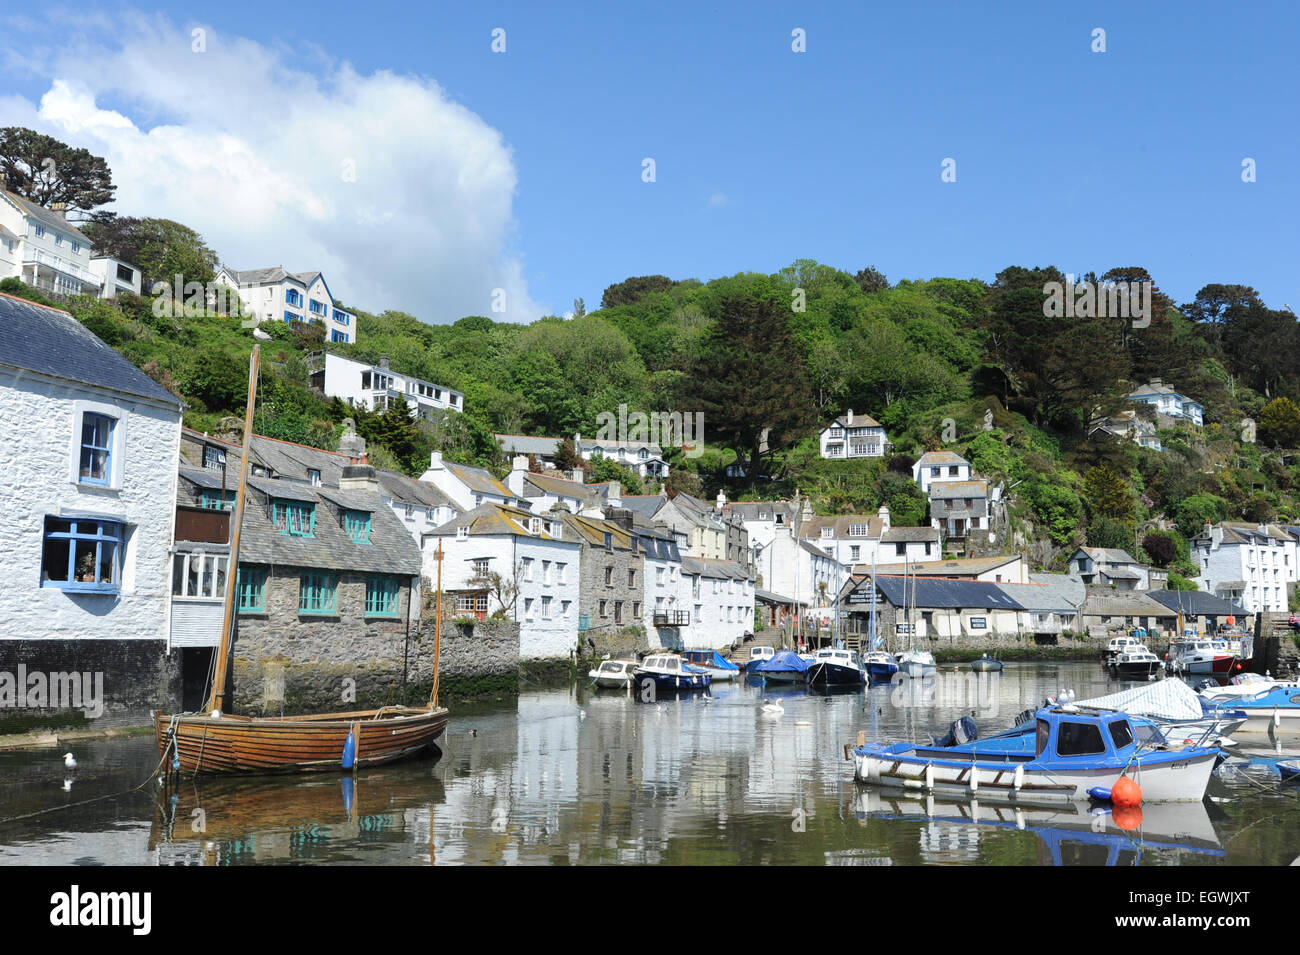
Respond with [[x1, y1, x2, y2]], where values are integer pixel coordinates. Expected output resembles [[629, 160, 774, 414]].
[[63, 753, 77, 770], [61, 779, 73, 792]]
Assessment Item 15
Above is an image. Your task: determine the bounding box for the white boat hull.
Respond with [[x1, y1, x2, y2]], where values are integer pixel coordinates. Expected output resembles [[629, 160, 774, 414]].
[[853, 750, 1217, 803], [1234, 707, 1300, 733]]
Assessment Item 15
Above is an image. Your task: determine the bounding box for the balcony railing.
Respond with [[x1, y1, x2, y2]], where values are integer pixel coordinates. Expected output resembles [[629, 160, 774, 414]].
[[653, 611, 691, 627], [25, 249, 100, 285]]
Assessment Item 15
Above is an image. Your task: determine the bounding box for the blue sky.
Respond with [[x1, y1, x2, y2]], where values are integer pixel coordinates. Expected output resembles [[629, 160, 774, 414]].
[[4, 1, 1296, 320]]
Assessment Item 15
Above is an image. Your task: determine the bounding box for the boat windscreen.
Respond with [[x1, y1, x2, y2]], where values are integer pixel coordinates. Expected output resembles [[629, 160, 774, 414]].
[[1036, 719, 1049, 757], [1108, 719, 1134, 750]]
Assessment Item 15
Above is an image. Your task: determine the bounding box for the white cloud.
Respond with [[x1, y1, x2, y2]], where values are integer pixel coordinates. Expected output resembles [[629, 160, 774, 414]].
[[0, 13, 542, 323], [707, 191, 732, 208]]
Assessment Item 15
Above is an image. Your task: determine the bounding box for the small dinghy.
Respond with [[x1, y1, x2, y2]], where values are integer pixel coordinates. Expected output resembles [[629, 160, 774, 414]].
[[631, 654, 712, 696], [970, 654, 1003, 673], [1278, 759, 1300, 783], [588, 659, 639, 689], [863, 650, 899, 683], [681, 649, 741, 682], [896, 648, 936, 677]]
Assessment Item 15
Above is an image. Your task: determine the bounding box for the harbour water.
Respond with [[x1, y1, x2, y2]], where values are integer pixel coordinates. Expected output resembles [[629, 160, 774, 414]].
[[0, 661, 1296, 865]]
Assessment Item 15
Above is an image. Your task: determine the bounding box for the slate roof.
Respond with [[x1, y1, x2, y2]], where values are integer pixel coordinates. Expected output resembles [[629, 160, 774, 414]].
[[375, 470, 458, 511], [928, 480, 989, 499], [1148, 590, 1248, 616], [823, 411, 883, 429], [249, 475, 318, 502], [222, 266, 306, 287], [1029, 572, 1086, 608], [1076, 546, 1139, 564], [578, 437, 663, 455], [248, 435, 350, 485], [1080, 591, 1177, 617], [681, 556, 752, 580], [495, 434, 562, 456], [726, 500, 800, 521], [0, 293, 184, 408], [445, 460, 511, 498], [429, 502, 567, 541], [857, 555, 1021, 577], [1194, 522, 1293, 545], [995, 582, 1077, 613], [915, 451, 970, 467], [799, 515, 884, 539], [1127, 380, 1201, 404], [178, 465, 230, 491], [619, 495, 667, 518], [799, 539, 839, 560], [756, 587, 805, 606], [2, 192, 90, 242], [238, 483, 421, 576], [863, 575, 1025, 611], [521, 471, 617, 508], [560, 512, 634, 551], [881, 526, 941, 543]]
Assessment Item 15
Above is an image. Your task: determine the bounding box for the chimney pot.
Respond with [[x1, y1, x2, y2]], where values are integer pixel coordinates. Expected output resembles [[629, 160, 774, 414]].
[[511, 454, 529, 472]]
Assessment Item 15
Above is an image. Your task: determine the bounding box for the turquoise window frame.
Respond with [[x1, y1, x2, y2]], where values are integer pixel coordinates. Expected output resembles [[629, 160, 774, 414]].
[[298, 573, 337, 615], [273, 499, 315, 537], [199, 489, 235, 510], [344, 509, 372, 544], [365, 577, 400, 618], [236, 566, 267, 612]]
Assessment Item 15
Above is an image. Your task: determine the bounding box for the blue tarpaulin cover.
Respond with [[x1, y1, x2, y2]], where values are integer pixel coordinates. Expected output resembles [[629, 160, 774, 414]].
[[754, 650, 809, 674]]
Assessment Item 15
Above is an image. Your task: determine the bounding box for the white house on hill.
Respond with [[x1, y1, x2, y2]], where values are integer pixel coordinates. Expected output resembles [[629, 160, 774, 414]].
[[912, 450, 972, 494], [819, 410, 889, 459], [215, 266, 356, 343], [313, 352, 463, 418], [1126, 379, 1203, 427]]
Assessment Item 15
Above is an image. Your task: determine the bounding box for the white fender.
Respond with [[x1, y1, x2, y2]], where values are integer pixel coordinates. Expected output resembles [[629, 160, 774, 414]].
[[970, 765, 979, 793], [1013, 764, 1024, 791], [924, 762, 934, 791]]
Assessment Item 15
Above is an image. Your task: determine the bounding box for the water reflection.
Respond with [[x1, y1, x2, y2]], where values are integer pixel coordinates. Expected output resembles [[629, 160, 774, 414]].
[[0, 662, 1295, 865]]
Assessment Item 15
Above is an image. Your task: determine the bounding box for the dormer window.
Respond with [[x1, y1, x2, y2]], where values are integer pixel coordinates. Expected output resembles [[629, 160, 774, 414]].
[[604, 531, 613, 551], [203, 445, 226, 470], [821, 527, 833, 539], [308, 469, 322, 486], [529, 517, 541, 535], [344, 509, 372, 544], [456, 526, 469, 541], [273, 499, 315, 537]]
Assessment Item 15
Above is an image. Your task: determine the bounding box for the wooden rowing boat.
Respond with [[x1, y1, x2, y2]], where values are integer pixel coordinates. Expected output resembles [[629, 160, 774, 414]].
[[155, 706, 449, 774], [155, 345, 450, 775]]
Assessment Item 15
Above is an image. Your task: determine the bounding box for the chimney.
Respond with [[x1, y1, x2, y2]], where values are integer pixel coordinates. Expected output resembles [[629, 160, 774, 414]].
[[716, 491, 727, 510], [802, 497, 813, 522], [511, 454, 529, 472], [1149, 378, 1162, 389], [505, 455, 528, 497], [877, 503, 891, 532], [571, 467, 584, 484], [379, 357, 390, 370], [659, 483, 667, 497], [428, 451, 443, 470], [339, 464, 379, 491], [606, 508, 634, 532], [50, 201, 67, 218], [607, 481, 621, 509], [847, 409, 854, 425]]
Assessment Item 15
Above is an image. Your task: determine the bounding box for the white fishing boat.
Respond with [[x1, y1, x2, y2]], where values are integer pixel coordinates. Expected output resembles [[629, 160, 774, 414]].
[[1200, 672, 1300, 701], [1166, 638, 1235, 677], [896, 648, 937, 677], [1107, 644, 1163, 679], [807, 647, 868, 687], [588, 659, 639, 689]]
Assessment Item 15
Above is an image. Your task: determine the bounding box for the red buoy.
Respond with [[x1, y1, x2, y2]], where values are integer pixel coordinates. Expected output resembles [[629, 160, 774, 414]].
[[1112, 775, 1142, 807]]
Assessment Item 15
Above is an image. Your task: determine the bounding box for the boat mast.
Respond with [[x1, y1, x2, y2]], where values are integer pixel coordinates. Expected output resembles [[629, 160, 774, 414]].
[[430, 536, 443, 708], [206, 345, 260, 716]]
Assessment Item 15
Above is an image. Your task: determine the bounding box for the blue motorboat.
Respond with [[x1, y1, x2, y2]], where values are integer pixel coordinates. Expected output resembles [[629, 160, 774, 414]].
[[1279, 759, 1300, 783], [752, 649, 810, 684], [853, 705, 1220, 802], [863, 650, 899, 683]]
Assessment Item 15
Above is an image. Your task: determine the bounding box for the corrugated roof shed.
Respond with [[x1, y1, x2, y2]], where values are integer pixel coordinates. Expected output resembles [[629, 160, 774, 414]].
[[867, 575, 1025, 611]]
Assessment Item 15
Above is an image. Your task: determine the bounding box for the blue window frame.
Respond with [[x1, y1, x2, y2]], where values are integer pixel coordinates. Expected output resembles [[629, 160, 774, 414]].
[[79, 413, 115, 485], [331, 329, 348, 343], [41, 518, 123, 592], [272, 499, 315, 537], [283, 310, 296, 323], [333, 309, 351, 325], [34, 225, 45, 238], [71, 241, 81, 254], [285, 288, 302, 307], [299, 573, 337, 614], [236, 566, 267, 612], [309, 299, 326, 315], [199, 489, 236, 510], [344, 509, 371, 544], [365, 577, 400, 617]]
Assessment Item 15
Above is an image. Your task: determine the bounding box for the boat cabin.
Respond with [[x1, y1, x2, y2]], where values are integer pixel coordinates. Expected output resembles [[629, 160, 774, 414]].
[[642, 655, 684, 672], [597, 660, 636, 676], [1033, 706, 1137, 761], [814, 647, 862, 667], [746, 646, 776, 663]]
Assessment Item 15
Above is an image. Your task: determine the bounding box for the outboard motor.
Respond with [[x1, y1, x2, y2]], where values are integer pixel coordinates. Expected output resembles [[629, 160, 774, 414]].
[[1192, 678, 1218, 693], [932, 715, 979, 747]]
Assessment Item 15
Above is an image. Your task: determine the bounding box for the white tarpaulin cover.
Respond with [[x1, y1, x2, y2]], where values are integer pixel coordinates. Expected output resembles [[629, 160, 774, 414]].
[[1077, 679, 1204, 721]]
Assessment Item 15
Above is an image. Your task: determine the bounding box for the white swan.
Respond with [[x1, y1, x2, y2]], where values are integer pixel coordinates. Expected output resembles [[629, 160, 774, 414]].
[[761, 698, 785, 716]]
